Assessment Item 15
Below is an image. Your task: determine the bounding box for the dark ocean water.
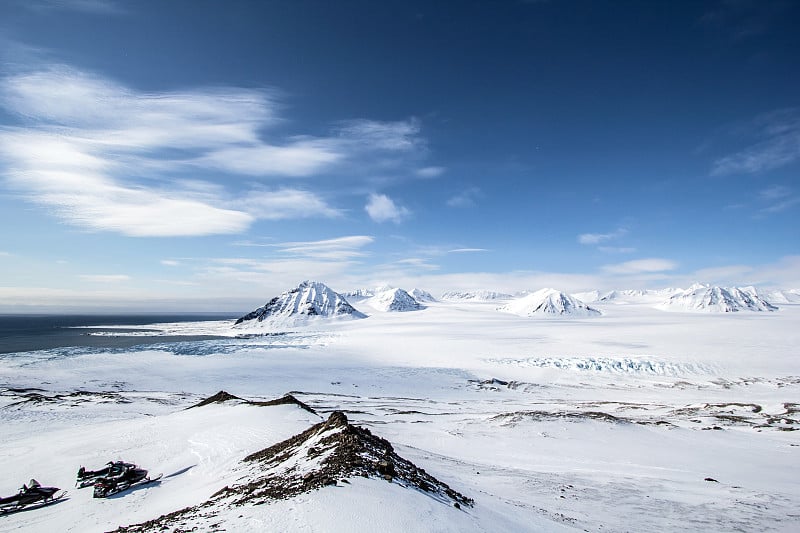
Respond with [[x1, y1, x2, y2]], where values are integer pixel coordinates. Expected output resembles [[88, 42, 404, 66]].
[[0, 314, 239, 355]]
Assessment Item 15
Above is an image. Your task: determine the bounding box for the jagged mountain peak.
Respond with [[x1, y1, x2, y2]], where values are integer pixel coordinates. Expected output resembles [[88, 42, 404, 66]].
[[235, 281, 366, 327], [410, 288, 436, 302]]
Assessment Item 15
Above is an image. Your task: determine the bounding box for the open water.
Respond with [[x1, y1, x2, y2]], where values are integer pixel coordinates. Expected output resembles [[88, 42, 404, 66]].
[[0, 314, 239, 355]]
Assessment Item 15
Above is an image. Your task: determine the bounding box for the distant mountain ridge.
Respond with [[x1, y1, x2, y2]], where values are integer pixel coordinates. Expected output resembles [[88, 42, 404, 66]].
[[658, 285, 778, 313], [440, 290, 512, 302]]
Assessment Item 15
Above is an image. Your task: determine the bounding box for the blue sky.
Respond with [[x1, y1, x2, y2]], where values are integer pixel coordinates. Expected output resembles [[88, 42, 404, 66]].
[[0, 0, 798, 311]]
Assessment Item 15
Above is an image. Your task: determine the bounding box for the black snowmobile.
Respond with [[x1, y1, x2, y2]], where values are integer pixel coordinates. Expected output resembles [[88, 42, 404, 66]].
[[92, 463, 161, 498], [76, 461, 136, 488], [0, 480, 65, 515]]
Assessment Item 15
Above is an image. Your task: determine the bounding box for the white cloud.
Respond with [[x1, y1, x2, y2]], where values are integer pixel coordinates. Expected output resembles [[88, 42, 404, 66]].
[[446, 187, 482, 208], [756, 185, 799, 214], [79, 274, 130, 283], [23, 0, 124, 14], [761, 196, 800, 214], [711, 108, 800, 176], [602, 258, 678, 275], [337, 119, 422, 151], [760, 185, 791, 200], [675, 256, 800, 289], [365, 193, 410, 223], [274, 235, 374, 260], [198, 140, 342, 177], [161, 260, 180, 267], [416, 166, 445, 178], [597, 246, 636, 254], [0, 165, 254, 237], [447, 248, 489, 253], [233, 189, 342, 221], [578, 227, 628, 245], [0, 65, 425, 236], [389, 258, 440, 271]]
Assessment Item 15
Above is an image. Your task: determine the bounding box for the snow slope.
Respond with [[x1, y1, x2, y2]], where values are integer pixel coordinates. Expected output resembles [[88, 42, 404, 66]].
[[1, 288, 799, 532], [500, 288, 601, 317], [658, 285, 778, 313]]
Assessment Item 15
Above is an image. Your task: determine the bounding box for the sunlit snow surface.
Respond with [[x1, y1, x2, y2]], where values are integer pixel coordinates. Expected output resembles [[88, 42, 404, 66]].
[[1, 299, 798, 532]]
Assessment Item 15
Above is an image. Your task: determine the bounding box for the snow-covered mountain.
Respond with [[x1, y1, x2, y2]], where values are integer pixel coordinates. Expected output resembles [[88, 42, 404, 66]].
[[410, 288, 436, 302], [440, 290, 513, 302], [571, 290, 602, 303], [500, 288, 602, 317], [658, 285, 778, 313], [235, 281, 366, 328], [365, 287, 424, 312], [764, 289, 800, 304]]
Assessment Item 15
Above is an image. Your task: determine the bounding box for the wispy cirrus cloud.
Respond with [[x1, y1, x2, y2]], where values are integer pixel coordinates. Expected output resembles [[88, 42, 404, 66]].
[[578, 227, 628, 245], [365, 193, 410, 223], [21, 0, 125, 15], [415, 166, 445, 178], [601, 258, 677, 275], [711, 108, 800, 176], [79, 274, 131, 283], [756, 184, 799, 214], [447, 248, 488, 253], [232, 188, 343, 220], [446, 187, 482, 208], [337, 118, 422, 152], [0, 64, 425, 237], [196, 235, 375, 293], [272, 235, 374, 260], [597, 246, 636, 254]]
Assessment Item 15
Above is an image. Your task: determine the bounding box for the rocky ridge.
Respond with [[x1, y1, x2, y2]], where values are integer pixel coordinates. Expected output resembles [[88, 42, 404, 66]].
[[115, 410, 472, 532]]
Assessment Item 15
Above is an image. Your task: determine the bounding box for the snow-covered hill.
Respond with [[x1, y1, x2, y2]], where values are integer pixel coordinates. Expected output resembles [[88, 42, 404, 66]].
[[234, 281, 366, 328], [119, 409, 473, 532], [365, 288, 424, 312], [658, 285, 778, 313], [500, 288, 601, 317], [440, 290, 512, 302]]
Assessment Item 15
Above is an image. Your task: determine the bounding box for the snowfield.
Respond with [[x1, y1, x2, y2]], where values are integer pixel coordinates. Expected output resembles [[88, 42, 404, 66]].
[[1, 293, 799, 532]]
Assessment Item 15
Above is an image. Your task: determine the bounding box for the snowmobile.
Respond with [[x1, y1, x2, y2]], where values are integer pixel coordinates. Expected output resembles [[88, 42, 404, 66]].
[[0, 480, 65, 515], [76, 461, 136, 488], [92, 464, 161, 498]]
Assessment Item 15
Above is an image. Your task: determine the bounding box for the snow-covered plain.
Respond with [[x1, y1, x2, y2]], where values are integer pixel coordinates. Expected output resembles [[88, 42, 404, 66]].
[[1, 293, 799, 532]]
